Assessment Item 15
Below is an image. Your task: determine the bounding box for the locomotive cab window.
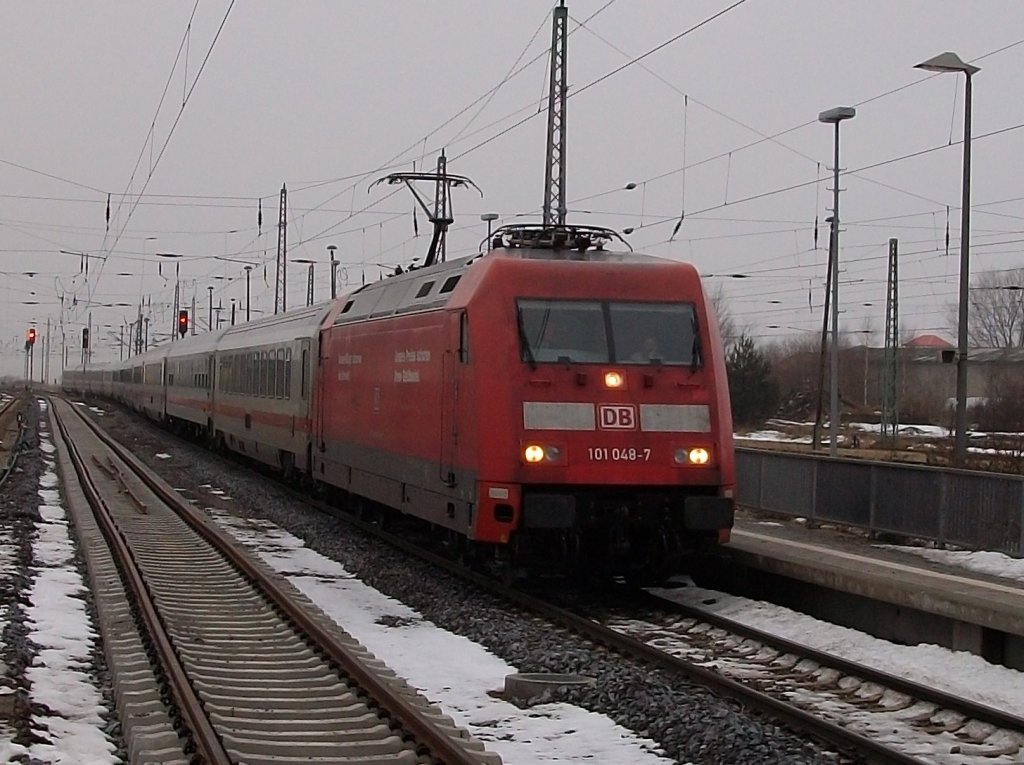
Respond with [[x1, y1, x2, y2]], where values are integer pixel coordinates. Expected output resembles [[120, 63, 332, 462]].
[[517, 298, 700, 367]]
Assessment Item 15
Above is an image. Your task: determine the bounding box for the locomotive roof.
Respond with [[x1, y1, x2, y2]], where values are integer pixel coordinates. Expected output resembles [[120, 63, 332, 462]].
[[330, 241, 688, 327]]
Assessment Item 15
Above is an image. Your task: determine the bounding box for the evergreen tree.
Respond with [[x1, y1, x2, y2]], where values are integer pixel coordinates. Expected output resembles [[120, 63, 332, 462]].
[[726, 334, 780, 426]]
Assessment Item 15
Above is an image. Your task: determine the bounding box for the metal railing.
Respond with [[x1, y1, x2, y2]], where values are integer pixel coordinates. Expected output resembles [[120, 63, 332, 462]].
[[736, 447, 1024, 557]]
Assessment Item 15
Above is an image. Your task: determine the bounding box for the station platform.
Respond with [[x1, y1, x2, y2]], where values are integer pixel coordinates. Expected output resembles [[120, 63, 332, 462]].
[[717, 513, 1024, 669]]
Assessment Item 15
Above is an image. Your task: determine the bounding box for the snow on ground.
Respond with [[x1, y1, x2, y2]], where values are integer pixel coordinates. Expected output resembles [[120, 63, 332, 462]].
[[736, 429, 813, 444], [852, 422, 950, 437], [732, 516, 1024, 715], [209, 509, 675, 765], [653, 553, 1024, 717], [0, 404, 118, 765], [878, 545, 1024, 586]]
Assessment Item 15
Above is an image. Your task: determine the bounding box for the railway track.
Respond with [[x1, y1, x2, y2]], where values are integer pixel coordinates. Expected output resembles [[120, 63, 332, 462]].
[[74, 397, 1024, 764], [0, 394, 25, 488], [594, 590, 1024, 764], [292, 487, 1024, 763], [48, 396, 500, 765]]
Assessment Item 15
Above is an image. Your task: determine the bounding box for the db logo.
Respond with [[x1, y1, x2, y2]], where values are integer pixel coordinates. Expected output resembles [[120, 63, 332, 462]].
[[598, 404, 637, 430]]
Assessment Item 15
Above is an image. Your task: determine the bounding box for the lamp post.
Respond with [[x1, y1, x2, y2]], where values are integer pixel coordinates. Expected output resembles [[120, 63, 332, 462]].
[[818, 106, 856, 457], [327, 245, 339, 299], [915, 52, 979, 468]]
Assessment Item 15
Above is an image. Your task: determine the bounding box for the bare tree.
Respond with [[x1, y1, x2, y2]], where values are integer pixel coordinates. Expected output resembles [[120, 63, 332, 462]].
[[765, 333, 819, 416], [706, 282, 739, 350], [947, 267, 1024, 348]]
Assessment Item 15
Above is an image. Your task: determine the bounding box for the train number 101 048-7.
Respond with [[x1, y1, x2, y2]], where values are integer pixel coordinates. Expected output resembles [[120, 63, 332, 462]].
[[587, 446, 652, 462]]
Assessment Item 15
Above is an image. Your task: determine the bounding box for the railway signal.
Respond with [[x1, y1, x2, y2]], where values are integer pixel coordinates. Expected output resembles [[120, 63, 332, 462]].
[[82, 327, 90, 349], [26, 327, 37, 346], [178, 310, 189, 337]]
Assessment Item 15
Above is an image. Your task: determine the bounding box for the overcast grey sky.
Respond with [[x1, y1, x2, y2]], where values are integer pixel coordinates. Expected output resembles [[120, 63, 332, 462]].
[[3, 1, 1024, 375]]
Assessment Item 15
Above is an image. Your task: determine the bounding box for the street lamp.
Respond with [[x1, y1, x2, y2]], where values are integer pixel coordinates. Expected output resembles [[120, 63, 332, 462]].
[[327, 245, 338, 299], [915, 51, 979, 468], [294, 258, 315, 306], [818, 105, 856, 457], [480, 213, 499, 247]]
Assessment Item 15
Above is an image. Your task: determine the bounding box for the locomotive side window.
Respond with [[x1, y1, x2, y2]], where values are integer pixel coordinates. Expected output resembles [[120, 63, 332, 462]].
[[517, 299, 699, 366]]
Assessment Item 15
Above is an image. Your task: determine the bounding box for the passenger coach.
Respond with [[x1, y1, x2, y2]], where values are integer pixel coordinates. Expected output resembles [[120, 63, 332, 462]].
[[213, 303, 331, 478]]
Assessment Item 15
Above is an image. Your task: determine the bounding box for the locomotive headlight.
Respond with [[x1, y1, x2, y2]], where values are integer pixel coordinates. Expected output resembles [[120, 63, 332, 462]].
[[688, 447, 710, 465], [603, 370, 624, 389], [674, 447, 711, 465], [523, 444, 546, 463]]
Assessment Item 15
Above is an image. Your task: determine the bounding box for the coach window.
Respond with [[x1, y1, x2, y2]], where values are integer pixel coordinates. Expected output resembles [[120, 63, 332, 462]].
[[276, 349, 286, 398], [285, 349, 292, 399], [440, 274, 461, 293], [270, 350, 279, 398], [301, 349, 309, 400]]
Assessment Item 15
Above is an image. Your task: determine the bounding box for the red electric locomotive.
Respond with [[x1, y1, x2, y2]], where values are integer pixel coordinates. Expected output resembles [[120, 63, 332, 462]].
[[314, 224, 734, 581]]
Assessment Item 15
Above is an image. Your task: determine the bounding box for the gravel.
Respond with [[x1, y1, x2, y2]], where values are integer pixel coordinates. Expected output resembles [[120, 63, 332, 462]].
[[85, 399, 843, 765], [0, 397, 123, 763]]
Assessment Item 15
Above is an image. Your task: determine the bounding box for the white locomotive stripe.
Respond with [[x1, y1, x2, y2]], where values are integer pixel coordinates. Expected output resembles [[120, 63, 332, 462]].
[[523, 402, 596, 430], [639, 404, 710, 432]]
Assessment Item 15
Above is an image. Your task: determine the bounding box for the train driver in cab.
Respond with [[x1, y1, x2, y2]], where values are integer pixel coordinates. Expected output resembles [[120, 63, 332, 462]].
[[630, 336, 661, 363]]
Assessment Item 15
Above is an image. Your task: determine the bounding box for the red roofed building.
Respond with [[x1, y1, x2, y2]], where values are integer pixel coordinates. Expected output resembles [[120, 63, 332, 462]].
[[905, 334, 954, 349]]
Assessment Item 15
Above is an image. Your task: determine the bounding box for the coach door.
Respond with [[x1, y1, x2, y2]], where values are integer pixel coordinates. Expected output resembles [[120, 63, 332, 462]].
[[439, 311, 466, 487], [300, 338, 317, 455]]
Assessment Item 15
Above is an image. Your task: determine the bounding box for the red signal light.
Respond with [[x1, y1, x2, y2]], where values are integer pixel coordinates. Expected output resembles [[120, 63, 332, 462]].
[[26, 327, 37, 346], [178, 310, 189, 337]]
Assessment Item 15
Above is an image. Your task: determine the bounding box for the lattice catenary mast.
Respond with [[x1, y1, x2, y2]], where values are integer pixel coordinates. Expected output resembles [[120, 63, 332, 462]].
[[542, 1, 568, 227], [881, 237, 900, 442], [274, 184, 287, 314]]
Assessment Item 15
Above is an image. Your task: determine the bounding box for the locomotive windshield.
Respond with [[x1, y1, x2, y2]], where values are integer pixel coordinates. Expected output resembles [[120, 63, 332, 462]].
[[517, 298, 700, 366]]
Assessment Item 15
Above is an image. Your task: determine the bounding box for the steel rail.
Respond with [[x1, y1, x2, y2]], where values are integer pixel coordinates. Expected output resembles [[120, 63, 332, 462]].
[[75, 397, 932, 764], [242, 477, 925, 764], [65, 398, 487, 765], [639, 588, 1024, 735], [49, 400, 232, 765], [377, 536, 925, 765]]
